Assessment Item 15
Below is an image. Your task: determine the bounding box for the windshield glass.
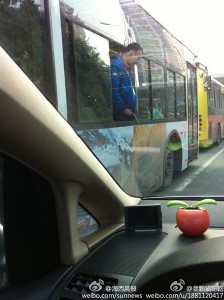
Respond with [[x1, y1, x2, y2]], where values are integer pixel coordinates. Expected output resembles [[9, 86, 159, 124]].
[[61, 0, 224, 198]]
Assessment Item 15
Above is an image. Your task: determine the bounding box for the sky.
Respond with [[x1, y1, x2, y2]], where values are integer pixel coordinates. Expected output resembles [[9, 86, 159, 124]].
[[137, 0, 224, 76]]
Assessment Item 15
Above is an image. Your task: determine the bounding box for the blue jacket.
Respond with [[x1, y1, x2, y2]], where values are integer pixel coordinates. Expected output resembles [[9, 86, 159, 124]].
[[111, 54, 136, 120]]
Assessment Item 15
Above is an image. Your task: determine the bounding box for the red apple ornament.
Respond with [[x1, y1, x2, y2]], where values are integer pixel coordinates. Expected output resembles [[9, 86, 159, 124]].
[[167, 199, 217, 235]]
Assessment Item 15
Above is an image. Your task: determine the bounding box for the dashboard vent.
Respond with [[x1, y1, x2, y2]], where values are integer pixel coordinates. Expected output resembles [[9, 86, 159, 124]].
[[65, 272, 118, 295]]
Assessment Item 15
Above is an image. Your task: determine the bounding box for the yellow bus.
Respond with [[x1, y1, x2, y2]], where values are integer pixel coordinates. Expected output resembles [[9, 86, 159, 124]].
[[197, 63, 224, 147]]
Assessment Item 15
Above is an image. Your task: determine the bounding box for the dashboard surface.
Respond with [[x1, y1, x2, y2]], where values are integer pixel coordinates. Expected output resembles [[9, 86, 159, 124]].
[[51, 219, 224, 299]]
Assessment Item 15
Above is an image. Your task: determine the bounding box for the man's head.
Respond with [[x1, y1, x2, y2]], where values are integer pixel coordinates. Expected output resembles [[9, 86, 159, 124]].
[[122, 42, 143, 67]]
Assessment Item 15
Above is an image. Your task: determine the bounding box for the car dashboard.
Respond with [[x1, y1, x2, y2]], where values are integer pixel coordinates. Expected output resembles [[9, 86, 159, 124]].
[[37, 200, 224, 299], [1, 200, 224, 300], [52, 225, 224, 299]]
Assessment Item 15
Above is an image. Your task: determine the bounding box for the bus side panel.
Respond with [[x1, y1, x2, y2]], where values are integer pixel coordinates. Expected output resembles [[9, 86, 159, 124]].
[[78, 121, 188, 196], [208, 115, 224, 141], [197, 69, 210, 147], [78, 125, 163, 197]]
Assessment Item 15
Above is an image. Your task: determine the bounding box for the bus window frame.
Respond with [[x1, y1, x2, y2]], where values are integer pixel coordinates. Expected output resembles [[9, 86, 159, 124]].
[[60, 17, 188, 129]]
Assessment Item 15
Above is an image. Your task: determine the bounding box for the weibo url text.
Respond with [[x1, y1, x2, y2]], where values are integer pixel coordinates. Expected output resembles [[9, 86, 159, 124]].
[[82, 292, 224, 299]]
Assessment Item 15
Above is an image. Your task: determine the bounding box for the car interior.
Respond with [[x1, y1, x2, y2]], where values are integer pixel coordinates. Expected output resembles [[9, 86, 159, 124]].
[[1, 44, 224, 300], [1, 0, 224, 299]]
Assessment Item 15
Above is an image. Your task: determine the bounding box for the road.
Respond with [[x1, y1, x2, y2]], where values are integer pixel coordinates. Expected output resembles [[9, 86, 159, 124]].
[[151, 142, 224, 197]]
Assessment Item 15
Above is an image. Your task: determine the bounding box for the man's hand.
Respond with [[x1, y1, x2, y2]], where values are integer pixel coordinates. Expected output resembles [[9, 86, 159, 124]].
[[123, 108, 133, 116]]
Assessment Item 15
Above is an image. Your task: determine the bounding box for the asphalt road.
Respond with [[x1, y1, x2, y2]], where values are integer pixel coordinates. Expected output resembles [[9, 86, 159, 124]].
[[151, 141, 224, 197]]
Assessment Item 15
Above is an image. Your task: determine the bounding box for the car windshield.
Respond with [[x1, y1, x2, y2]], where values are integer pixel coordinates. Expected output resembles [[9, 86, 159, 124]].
[[59, 0, 224, 199], [1, 1, 224, 297], [1, 0, 224, 199]]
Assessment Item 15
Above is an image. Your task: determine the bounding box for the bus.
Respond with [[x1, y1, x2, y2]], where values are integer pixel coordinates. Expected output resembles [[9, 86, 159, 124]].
[[0, 0, 199, 197], [197, 63, 224, 148]]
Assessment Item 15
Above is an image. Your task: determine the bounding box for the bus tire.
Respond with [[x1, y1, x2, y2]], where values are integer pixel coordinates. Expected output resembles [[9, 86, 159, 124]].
[[163, 148, 174, 188], [215, 124, 221, 146]]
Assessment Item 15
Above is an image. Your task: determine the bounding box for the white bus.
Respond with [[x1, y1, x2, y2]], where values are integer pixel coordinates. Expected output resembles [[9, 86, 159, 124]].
[[0, 0, 198, 196]]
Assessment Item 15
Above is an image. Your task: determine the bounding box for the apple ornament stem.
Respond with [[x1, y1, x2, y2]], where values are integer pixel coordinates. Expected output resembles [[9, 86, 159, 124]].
[[167, 199, 217, 235]]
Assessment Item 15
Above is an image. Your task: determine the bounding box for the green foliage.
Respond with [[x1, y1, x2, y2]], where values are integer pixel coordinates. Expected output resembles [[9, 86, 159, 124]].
[[0, 1, 42, 77], [194, 199, 217, 208], [167, 200, 189, 208], [72, 26, 112, 122], [167, 199, 217, 208], [0, 0, 56, 100]]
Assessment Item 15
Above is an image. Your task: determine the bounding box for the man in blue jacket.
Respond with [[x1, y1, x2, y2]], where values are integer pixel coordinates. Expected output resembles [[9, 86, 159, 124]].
[[111, 43, 143, 121]]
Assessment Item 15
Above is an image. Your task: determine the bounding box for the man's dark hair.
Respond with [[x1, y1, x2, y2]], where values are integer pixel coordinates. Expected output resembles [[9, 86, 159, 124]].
[[123, 42, 143, 53]]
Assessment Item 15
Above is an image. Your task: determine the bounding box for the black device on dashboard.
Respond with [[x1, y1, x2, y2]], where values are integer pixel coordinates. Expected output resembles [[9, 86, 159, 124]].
[[124, 204, 162, 231]]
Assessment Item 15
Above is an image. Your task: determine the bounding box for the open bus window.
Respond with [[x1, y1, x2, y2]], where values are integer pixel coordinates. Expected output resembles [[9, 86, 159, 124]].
[[62, 20, 112, 125]]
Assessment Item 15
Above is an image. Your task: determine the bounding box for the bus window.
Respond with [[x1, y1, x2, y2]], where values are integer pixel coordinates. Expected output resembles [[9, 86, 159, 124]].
[[0, 0, 56, 105], [209, 88, 215, 114], [217, 89, 221, 108], [62, 21, 112, 125], [176, 74, 186, 119], [167, 70, 175, 118], [136, 60, 166, 121], [151, 63, 165, 120], [215, 89, 218, 108], [136, 58, 151, 119]]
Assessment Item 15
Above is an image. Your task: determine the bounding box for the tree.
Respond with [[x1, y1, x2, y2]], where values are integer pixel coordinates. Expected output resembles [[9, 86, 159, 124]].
[[0, 0, 56, 100]]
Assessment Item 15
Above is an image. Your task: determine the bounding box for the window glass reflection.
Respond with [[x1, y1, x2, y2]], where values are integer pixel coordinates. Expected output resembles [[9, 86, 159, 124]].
[[136, 58, 150, 119], [0, 0, 56, 104], [78, 205, 99, 238], [167, 70, 175, 118], [151, 63, 165, 119], [176, 74, 186, 119]]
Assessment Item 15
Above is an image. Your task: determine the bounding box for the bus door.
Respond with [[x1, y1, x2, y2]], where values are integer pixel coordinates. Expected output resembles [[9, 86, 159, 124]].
[[187, 63, 198, 162]]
